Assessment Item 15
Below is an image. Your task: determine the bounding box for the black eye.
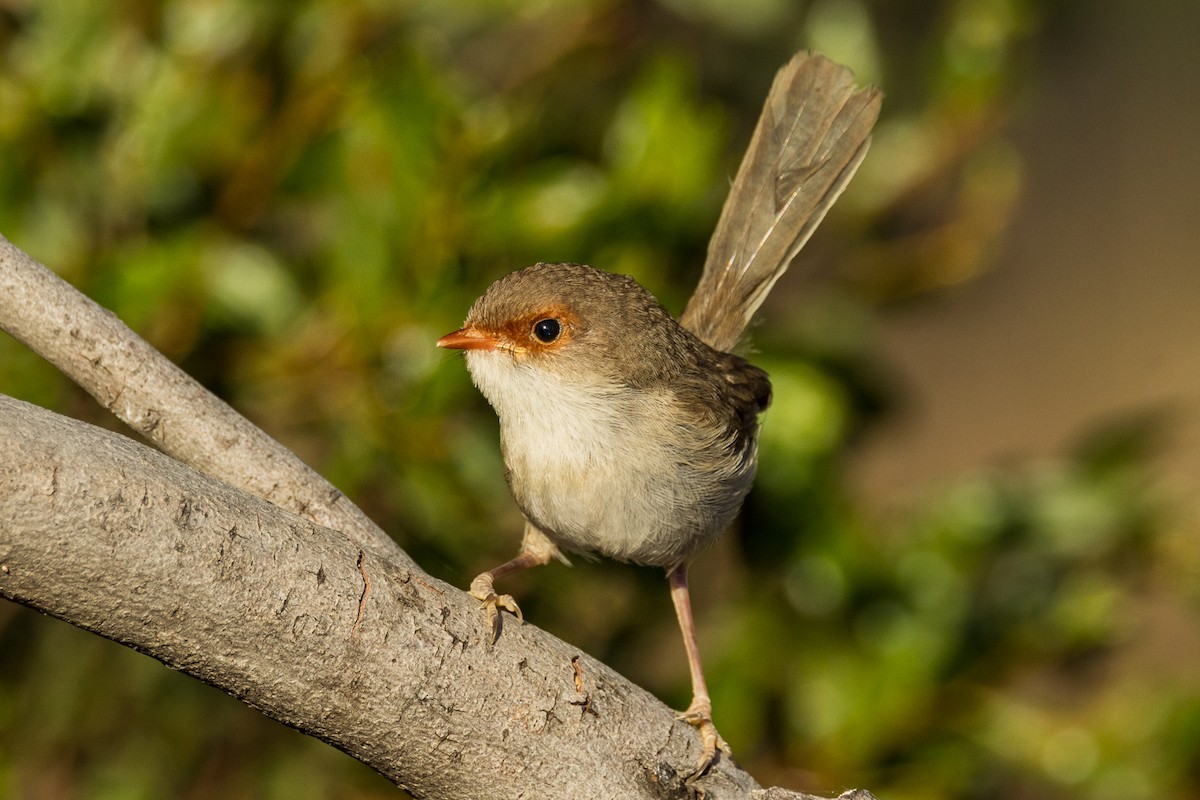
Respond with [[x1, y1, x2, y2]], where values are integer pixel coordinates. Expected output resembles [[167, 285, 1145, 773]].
[[532, 318, 561, 343]]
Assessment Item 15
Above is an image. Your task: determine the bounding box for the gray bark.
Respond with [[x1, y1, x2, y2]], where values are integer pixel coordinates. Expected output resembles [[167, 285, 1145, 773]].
[[0, 234, 404, 565], [0, 235, 870, 799]]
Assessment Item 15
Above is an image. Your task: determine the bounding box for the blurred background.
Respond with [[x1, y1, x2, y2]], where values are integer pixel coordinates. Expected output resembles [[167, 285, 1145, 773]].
[[1, 0, 1198, 798]]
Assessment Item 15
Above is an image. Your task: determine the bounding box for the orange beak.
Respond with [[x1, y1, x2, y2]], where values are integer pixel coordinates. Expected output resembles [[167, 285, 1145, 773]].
[[437, 327, 500, 351]]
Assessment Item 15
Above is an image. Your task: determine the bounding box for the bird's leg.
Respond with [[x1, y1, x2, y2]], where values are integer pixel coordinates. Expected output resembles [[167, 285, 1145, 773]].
[[470, 521, 563, 643], [667, 563, 730, 779]]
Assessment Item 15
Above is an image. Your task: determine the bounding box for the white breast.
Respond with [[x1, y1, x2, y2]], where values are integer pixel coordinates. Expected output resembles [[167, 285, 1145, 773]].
[[464, 350, 756, 567]]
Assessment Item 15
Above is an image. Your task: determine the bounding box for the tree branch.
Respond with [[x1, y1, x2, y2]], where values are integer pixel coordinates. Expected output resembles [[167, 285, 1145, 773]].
[[0, 234, 405, 565], [0, 394, 754, 798]]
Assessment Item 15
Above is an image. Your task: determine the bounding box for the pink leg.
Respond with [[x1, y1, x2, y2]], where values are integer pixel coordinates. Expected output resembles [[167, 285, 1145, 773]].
[[470, 522, 563, 643], [668, 563, 730, 777]]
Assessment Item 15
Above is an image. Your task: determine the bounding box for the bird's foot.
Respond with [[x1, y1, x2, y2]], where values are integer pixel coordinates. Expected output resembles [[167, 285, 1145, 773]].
[[469, 573, 523, 643], [676, 697, 730, 781]]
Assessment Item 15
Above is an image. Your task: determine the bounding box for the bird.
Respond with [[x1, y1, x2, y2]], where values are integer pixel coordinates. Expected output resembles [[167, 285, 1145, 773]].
[[437, 51, 881, 778]]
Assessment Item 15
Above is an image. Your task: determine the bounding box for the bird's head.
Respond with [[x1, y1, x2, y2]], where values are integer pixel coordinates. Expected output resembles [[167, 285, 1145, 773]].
[[437, 262, 688, 394]]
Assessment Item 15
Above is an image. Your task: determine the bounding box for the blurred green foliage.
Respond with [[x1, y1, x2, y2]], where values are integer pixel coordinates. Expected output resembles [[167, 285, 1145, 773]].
[[1, 1, 1195, 799]]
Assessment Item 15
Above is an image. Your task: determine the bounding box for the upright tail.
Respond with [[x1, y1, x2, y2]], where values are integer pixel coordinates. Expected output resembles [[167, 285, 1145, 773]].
[[680, 52, 882, 353]]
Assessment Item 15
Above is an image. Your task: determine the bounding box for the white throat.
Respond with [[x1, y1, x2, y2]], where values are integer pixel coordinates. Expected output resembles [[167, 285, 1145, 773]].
[[464, 350, 625, 459]]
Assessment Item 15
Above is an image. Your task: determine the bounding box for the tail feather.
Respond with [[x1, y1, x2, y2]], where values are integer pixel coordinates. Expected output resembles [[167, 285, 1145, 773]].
[[680, 52, 882, 352]]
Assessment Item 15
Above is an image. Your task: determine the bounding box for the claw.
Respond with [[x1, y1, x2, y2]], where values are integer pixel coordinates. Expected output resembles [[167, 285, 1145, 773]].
[[676, 698, 730, 781], [469, 573, 523, 643]]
